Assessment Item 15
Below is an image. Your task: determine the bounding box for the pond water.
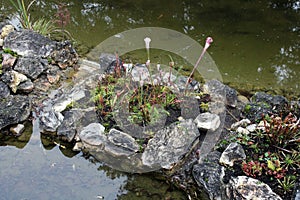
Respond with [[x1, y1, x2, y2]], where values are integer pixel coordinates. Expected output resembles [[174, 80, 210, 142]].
[[0, 0, 299, 199]]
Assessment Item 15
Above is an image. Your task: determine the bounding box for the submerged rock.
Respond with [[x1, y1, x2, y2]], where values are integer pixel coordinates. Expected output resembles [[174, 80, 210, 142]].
[[142, 119, 200, 169], [0, 95, 31, 130], [9, 124, 25, 136]]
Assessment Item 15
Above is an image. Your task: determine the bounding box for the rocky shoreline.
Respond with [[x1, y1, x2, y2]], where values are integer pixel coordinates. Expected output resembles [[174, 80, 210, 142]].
[[0, 23, 299, 200]]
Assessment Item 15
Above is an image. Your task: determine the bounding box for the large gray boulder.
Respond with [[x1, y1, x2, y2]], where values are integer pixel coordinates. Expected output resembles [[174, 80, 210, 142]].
[[57, 110, 84, 142], [142, 119, 200, 169], [3, 29, 56, 57], [0, 95, 31, 130], [14, 56, 49, 80]]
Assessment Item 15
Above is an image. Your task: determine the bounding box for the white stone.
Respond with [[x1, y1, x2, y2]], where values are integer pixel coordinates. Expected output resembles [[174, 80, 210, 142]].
[[246, 124, 257, 132], [10, 124, 25, 135], [10, 70, 28, 93], [1, 25, 14, 39], [73, 142, 83, 151], [194, 112, 220, 131], [53, 98, 73, 113], [236, 127, 250, 135], [231, 119, 251, 130], [257, 120, 269, 131]]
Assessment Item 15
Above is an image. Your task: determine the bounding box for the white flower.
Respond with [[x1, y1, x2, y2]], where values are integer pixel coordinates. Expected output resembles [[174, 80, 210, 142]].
[[144, 37, 151, 49]]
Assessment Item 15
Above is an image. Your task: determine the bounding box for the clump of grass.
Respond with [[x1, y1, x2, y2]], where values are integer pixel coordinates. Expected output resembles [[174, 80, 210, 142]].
[[8, 0, 72, 39]]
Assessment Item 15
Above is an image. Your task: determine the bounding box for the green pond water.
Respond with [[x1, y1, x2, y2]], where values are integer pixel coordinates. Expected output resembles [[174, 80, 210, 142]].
[[0, 0, 299, 199]]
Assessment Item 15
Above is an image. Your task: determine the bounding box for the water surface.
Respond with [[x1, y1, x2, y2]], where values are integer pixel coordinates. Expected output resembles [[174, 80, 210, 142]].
[[0, 0, 299, 199]]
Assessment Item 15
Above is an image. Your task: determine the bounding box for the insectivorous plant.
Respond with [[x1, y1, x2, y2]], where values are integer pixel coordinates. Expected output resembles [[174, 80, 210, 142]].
[[144, 37, 151, 66], [184, 37, 213, 93]]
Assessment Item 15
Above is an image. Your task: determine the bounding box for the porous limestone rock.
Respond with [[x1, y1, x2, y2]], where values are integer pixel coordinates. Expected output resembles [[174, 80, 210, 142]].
[[194, 112, 220, 131], [219, 142, 246, 167]]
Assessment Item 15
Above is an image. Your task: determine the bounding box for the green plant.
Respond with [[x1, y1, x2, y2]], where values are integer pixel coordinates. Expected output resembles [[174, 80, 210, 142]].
[[3, 48, 18, 57], [8, 0, 34, 29], [281, 151, 300, 170], [9, 0, 56, 36], [277, 176, 296, 194]]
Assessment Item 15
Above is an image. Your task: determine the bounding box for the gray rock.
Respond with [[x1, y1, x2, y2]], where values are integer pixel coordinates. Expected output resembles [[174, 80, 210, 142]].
[[226, 176, 282, 200], [180, 96, 200, 120], [131, 64, 151, 85], [1, 53, 17, 70], [99, 53, 115, 70], [0, 95, 31, 130], [57, 110, 84, 142], [50, 41, 78, 69], [142, 119, 200, 169], [0, 81, 10, 98], [107, 129, 140, 152], [9, 124, 25, 136], [3, 29, 56, 57], [174, 75, 200, 92], [17, 79, 34, 93], [14, 56, 49, 80], [194, 112, 220, 131], [204, 79, 237, 107], [39, 105, 64, 132], [219, 142, 246, 167], [79, 123, 106, 146], [293, 180, 300, 200], [193, 151, 225, 200], [1, 70, 27, 93], [244, 102, 272, 122]]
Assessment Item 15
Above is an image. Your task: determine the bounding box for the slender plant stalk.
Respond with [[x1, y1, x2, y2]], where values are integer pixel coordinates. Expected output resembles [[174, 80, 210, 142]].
[[184, 37, 213, 93]]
